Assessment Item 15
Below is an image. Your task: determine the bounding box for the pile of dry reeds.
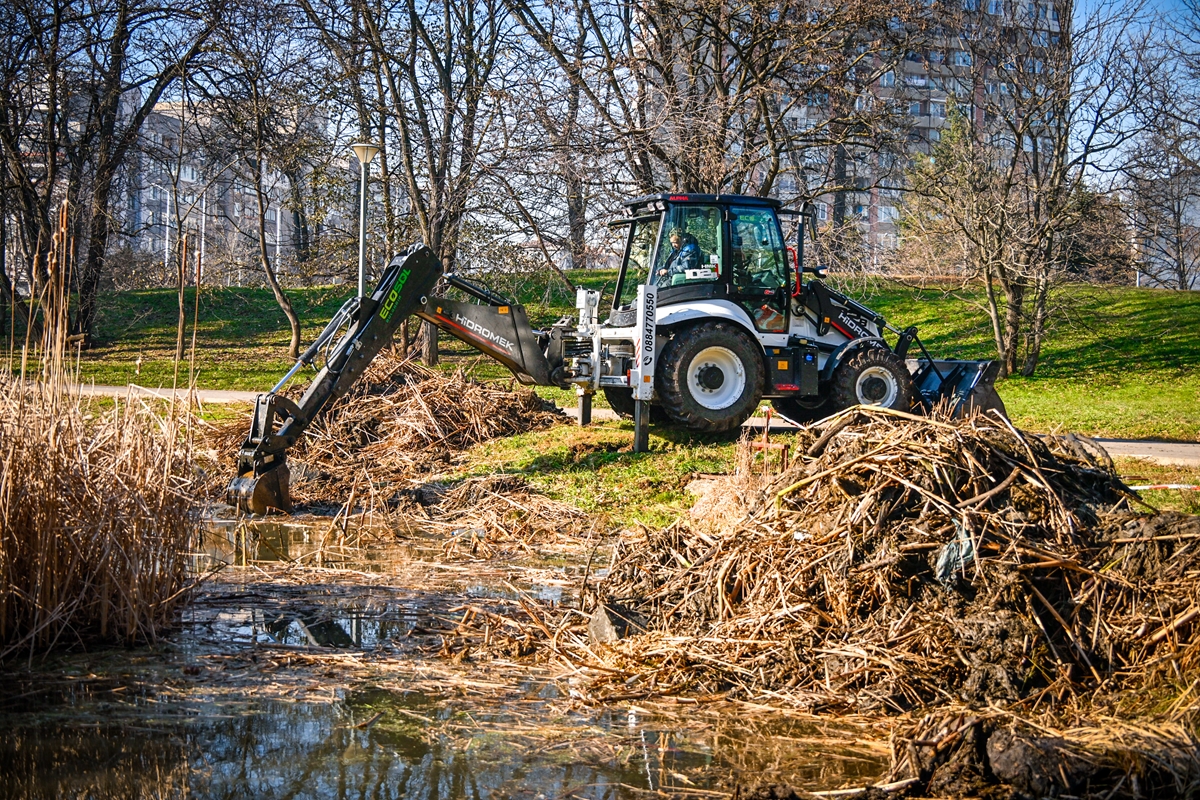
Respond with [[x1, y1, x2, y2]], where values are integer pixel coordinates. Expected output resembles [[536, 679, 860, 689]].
[[461, 408, 1200, 714], [565, 408, 1157, 710], [0, 379, 199, 658], [207, 352, 564, 507]]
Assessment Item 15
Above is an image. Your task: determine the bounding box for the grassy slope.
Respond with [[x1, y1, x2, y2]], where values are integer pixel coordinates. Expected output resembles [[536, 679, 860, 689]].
[[18, 271, 1196, 440], [852, 281, 1200, 440]]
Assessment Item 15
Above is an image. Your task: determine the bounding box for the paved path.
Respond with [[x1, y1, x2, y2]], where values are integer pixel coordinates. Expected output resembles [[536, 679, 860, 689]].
[[1093, 438, 1200, 468], [78, 384, 1200, 467], [76, 383, 258, 403]]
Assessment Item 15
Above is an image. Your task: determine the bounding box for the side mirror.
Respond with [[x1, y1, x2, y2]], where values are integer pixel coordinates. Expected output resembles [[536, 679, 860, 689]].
[[801, 201, 819, 240]]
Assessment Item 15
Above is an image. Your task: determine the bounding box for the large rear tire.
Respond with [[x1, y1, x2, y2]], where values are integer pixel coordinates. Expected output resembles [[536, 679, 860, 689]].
[[832, 347, 916, 412], [657, 322, 764, 433]]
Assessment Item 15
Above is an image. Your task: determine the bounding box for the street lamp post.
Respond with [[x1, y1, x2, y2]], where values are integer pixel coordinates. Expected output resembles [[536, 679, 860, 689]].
[[350, 143, 381, 298]]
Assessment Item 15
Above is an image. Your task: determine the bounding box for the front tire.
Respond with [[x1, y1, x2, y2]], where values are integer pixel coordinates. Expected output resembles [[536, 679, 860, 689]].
[[657, 322, 764, 433], [832, 348, 916, 412]]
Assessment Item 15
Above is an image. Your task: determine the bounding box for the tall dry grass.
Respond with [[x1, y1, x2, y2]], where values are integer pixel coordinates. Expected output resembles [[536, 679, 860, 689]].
[[0, 201, 199, 659]]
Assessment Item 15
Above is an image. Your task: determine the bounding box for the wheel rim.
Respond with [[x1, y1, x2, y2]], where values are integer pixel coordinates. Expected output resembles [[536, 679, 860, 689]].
[[855, 365, 899, 407], [687, 346, 746, 410]]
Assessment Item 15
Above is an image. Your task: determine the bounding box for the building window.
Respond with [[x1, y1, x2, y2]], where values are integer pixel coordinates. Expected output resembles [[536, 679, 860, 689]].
[[962, 0, 978, 9], [953, 50, 973, 67], [988, 0, 1003, 13], [930, 102, 946, 117], [880, 70, 895, 88], [909, 101, 924, 116], [879, 205, 899, 223]]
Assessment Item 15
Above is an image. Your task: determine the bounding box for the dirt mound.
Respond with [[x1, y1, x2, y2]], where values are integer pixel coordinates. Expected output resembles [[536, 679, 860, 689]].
[[206, 353, 565, 507]]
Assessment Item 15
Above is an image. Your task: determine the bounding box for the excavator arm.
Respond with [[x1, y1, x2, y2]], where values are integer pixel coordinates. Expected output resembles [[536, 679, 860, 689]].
[[226, 244, 444, 514], [225, 244, 567, 515]]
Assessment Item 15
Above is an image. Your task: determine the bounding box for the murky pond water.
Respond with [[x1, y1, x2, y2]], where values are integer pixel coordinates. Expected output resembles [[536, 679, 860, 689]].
[[0, 514, 889, 799]]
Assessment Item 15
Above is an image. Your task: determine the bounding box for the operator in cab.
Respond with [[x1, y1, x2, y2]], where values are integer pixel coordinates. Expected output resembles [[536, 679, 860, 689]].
[[656, 228, 701, 285]]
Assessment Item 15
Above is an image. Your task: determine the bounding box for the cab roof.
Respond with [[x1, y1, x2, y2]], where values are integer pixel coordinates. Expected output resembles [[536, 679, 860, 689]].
[[623, 194, 782, 214]]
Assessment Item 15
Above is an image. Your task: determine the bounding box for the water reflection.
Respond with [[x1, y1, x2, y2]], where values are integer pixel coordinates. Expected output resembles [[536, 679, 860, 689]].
[[0, 690, 885, 800], [0, 516, 888, 798]]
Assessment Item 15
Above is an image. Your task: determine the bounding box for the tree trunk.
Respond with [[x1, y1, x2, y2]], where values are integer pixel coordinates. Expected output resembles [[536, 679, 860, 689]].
[[1021, 275, 1049, 376], [421, 320, 438, 366], [254, 169, 300, 359], [1002, 281, 1025, 378], [75, 173, 116, 341]]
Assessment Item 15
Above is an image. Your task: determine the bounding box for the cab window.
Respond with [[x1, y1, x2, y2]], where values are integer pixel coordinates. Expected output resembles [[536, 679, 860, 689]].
[[617, 217, 659, 309], [730, 206, 787, 292], [654, 205, 721, 287]]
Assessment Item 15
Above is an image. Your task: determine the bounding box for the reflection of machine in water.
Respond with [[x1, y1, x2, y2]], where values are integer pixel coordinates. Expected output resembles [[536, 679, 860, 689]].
[[263, 611, 357, 649], [197, 517, 391, 570]]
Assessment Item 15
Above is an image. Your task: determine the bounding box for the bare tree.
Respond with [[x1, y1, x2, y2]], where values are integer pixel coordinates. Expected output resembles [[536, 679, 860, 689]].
[[898, 0, 1151, 376], [195, 0, 321, 358], [507, 0, 922, 200], [0, 0, 217, 342], [1123, 128, 1200, 290], [300, 0, 520, 365]]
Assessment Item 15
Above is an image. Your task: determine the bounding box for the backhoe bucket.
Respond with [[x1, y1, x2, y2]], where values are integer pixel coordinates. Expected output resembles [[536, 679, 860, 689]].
[[226, 463, 292, 515], [913, 359, 1006, 417]]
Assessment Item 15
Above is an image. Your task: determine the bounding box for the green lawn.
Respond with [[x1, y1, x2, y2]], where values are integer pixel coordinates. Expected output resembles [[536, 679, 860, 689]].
[[5, 273, 1197, 440], [456, 421, 739, 529], [852, 281, 1200, 440]]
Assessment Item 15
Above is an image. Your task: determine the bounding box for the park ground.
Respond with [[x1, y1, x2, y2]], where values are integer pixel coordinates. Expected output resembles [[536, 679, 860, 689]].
[[9, 270, 1191, 520]]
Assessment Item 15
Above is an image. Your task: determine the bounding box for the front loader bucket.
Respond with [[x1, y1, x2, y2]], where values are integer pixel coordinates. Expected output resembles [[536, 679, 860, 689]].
[[912, 360, 1006, 418], [226, 463, 292, 515]]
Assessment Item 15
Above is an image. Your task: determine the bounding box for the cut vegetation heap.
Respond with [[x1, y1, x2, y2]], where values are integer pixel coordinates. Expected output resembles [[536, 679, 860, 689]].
[[448, 407, 1200, 795], [210, 352, 565, 509]]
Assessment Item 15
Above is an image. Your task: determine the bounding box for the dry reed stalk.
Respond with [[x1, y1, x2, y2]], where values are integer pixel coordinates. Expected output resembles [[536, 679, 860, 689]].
[[0, 378, 200, 659], [0, 202, 199, 658]]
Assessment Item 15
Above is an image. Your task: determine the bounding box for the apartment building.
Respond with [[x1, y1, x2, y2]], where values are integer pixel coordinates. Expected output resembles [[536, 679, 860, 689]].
[[784, 0, 1061, 260], [125, 105, 302, 284]]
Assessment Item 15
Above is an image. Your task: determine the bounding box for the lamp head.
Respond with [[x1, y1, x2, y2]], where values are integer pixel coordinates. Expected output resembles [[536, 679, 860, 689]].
[[350, 142, 381, 165]]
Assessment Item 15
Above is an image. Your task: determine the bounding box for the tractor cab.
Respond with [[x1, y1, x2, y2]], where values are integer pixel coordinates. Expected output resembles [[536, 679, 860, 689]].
[[609, 194, 797, 333]]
